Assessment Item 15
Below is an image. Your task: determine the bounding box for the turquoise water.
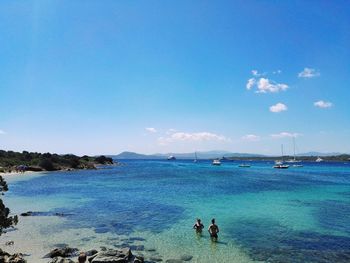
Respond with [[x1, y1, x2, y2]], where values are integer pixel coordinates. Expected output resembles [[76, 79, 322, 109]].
[[4, 160, 350, 262]]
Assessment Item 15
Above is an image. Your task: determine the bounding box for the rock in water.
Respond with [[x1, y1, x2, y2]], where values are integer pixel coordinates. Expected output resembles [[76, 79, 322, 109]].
[[7, 253, 26, 263], [165, 260, 184, 263], [44, 247, 79, 258], [91, 248, 132, 263]]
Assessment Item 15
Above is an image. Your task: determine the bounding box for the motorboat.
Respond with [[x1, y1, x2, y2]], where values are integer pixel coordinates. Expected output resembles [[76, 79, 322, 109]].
[[167, 155, 176, 160], [212, 159, 221, 165]]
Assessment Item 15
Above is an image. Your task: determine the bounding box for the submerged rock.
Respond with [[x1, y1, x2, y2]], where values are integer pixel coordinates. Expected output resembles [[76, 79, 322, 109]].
[[180, 255, 192, 261], [165, 260, 184, 263]]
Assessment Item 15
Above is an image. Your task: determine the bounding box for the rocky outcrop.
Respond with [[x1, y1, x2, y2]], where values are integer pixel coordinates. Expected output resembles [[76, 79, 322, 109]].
[[48, 257, 75, 263], [90, 248, 132, 263], [44, 247, 79, 258], [0, 250, 26, 263]]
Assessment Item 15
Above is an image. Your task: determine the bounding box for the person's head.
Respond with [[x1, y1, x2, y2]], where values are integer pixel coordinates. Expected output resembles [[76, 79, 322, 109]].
[[197, 218, 201, 223], [78, 252, 87, 263], [211, 218, 215, 224]]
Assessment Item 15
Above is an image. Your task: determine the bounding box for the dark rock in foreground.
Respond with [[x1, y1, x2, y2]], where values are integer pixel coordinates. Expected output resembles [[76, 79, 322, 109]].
[[0, 249, 26, 263], [90, 248, 132, 263], [44, 247, 79, 258], [48, 257, 75, 263]]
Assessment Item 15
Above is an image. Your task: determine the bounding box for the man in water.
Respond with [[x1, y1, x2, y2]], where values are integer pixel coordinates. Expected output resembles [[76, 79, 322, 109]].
[[193, 218, 204, 233], [208, 218, 219, 241]]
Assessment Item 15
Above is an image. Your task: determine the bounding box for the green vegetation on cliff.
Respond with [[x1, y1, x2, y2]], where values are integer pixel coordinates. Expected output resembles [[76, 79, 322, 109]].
[[0, 150, 114, 173], [0, 176, 18, 235]]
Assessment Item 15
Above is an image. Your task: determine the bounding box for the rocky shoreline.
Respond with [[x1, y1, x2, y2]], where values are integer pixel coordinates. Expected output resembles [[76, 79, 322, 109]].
[[1, 212, 193, 263], [1, 243, 194, 263]]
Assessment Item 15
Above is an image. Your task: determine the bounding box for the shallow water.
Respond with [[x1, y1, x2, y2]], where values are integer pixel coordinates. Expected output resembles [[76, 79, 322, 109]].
[[2, 160, 350, 262]]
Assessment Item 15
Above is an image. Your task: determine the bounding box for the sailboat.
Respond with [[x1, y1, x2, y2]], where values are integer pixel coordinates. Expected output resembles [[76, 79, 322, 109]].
[[316, 157, 324, 162], [274, 144, 289, 169], [286, 137, 303, 167], [193, 152, 198, 163]]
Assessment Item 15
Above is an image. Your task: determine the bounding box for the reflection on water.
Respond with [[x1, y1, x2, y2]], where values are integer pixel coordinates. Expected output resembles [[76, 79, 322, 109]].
[[4, 160, 350, 262]]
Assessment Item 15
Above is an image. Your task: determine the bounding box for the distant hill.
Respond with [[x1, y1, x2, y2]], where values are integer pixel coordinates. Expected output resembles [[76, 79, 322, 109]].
[[113, 151, 265, 160], [112, 151, 163, 159], [297, 152, 344, 157]]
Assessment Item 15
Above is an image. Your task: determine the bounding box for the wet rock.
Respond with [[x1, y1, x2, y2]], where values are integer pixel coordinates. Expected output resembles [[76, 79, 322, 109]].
[[5, 241, 14, 246], [0, 249, 10, 257], [52, 244, 69, 249], [100, 247, 107, 251], [20, 211, 33, 216], [180, 255, 192, 261], [7, 253, 26, 263], [145, 249, 156, 252], [91, 248, 132, 263], [44, 247, 79, 258], [48, 257, 75, 263]]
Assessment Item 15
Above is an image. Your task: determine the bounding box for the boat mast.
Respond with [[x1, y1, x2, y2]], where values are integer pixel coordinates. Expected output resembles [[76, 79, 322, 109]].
[[293, 137, 296, 161], [281, 144, 284, 162]]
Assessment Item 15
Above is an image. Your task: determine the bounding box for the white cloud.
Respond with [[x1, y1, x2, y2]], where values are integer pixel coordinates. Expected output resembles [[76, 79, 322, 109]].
[[246, 78, 256, 90], [251, 70, 259, 76], [241, 134, 260, 142], [257, 78, 288, 93], [246, 77, 288, 93], [269, 103, 288, 113], [298, 67, 320, 78], [314, 100, 333, 108], [271, 132, 301, 139], [145, 127, 157, 133], [158, 131, 230, 145], [273, 70, 282, 74], [0, 129, 5, 135]]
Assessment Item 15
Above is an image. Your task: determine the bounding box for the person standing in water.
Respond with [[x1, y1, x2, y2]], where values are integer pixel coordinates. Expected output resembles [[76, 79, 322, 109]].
[[208, 218, 219, 241], [193, 218, 204, 233]]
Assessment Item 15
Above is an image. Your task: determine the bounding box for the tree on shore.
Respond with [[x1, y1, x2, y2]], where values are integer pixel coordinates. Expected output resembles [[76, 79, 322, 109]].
[[0, 176, 18, 235]]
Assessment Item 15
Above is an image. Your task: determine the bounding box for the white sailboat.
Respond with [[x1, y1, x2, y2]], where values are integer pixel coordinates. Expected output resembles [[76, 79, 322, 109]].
[[193, 152, 198, 163], [316, 157, 324, 162], [286, 137, 303, 167], [274, 144, 289, 169]]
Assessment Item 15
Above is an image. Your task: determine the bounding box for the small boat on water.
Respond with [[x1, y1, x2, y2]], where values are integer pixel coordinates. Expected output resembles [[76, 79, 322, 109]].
[[286, 137, 302, 164], [212, 159, 221, 166], [315, 157, 324, 162], [167, 155, 176, 160], [193, 152, 198, 163], [238, 164, 251, 168], [273, 145, 289, 169]]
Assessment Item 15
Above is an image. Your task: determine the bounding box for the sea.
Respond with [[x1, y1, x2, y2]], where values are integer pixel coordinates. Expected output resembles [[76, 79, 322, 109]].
[[2, 160, 350, 263]]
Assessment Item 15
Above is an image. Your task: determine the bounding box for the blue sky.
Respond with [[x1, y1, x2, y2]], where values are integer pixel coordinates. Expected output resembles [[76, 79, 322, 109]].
[[0, 0, 349, 155]]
